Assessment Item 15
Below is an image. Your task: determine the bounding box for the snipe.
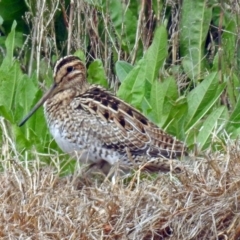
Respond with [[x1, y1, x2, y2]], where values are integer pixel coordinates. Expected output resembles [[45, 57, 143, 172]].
[[19, 55, 188, 172]]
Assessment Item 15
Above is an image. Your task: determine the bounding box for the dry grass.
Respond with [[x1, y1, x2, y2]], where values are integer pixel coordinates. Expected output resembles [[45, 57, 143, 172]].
[[2, 1, 240, 239], [1, 129, 240, 239]]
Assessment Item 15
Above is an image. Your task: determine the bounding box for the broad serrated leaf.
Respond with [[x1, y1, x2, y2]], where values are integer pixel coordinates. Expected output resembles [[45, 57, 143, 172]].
[[150, 77, 178, 126], [13, 125, 32, 150], [163, 96, 188, 140], [0, 61, 22, 119], [0, 106, 14, 123], [141, 97, 152, 118], [221, 12, 238, 67], [197, 106, 227, 150], [117, 25, 168, 110], [145, 25, 168, 84], [15, 73, 39, 121], [1, 21, 16, 68], [226, 95, 240, 136], [117, 59, 146, 110], [16, 72, 51, 151], [225, 73, 240, 109], [180, 0, 212, 81], [185, 72, 226, 132], [115, 61, 133, 82]]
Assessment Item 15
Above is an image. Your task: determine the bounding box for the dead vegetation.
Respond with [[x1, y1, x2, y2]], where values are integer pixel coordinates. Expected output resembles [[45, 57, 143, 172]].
[[1, 133, 240, 239], [1, 1, 240, 239]]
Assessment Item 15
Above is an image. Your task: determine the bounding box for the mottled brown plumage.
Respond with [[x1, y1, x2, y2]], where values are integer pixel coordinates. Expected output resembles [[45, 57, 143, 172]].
[[19, 55, 188, 172]]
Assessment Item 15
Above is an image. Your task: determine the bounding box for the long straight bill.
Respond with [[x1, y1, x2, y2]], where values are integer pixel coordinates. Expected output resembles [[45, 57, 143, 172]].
[[18, 84, 56, 127]]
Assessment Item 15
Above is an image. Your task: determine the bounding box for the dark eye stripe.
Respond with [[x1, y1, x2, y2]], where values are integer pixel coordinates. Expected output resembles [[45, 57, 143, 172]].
[[54, 56, 80, 76]]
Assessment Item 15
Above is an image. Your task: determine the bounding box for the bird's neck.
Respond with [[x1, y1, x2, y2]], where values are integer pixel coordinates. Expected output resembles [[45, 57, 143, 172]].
[[44, 85, 86, 110]]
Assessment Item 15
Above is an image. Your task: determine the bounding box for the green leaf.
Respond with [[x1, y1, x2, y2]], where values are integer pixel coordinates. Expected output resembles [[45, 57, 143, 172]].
[[87, 59, 108, 88], [0, 0, 28, 34], [0, 106, 14, 123], [221, 12, 238, 69], [117, 25, 168, 110], [197, 106, 227, 150], [1, 21, 17, 68], [117, 59, 146, 110], [115, 61, 133, 82], [74, 49, 86, 62], [16, 73, 49, 146], [226, 95, 240, 137], [145, 25, 168, 84], [180, 0, 212, 81], [141, 97, 152, 118], [13, 125, 32, 150], [0, 61, 23, 120], [16, 72, 39, 122], [106, 0, 137, 51], [163, 96, 188, 140], [225, 73, 240, 109], [185, 72, 226, 132], [150, 77, 178, 125]]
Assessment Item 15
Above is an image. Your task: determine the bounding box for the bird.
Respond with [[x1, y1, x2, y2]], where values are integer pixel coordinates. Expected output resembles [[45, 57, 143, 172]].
[[19, 55, 188, 173]]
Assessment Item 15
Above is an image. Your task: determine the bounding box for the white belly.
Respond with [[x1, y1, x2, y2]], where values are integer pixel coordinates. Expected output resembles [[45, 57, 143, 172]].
[[50, 124, 79, 153], [49, 124, 122, 165]]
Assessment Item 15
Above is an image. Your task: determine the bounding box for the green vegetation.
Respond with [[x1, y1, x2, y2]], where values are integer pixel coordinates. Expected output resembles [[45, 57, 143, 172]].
[[1, 0, 240, 238], [0, 0, 240, 155]]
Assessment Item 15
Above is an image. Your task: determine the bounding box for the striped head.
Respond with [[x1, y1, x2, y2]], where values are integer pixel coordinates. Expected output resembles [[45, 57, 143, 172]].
[[18, 55, 87, 126]]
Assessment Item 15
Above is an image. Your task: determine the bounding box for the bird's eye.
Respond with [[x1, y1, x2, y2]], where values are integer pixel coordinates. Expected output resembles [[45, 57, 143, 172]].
[[67, 66, 74, 72]]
